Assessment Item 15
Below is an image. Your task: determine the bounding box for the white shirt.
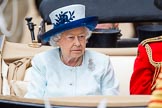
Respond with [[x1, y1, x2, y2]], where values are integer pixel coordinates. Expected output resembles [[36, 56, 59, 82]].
[[24, 48, 119, 99]]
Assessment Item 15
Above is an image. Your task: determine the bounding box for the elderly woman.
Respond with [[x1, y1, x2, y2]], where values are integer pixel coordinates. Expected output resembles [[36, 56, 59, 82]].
[[24, 4, 119, 98]]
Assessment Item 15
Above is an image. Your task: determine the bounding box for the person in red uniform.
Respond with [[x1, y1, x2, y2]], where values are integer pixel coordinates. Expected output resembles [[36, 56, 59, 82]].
[[130, 36, 162, 94]]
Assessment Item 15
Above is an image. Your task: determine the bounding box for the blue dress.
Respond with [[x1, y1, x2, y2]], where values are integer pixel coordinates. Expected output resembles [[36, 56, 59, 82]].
[[24, 48, 119, 98]]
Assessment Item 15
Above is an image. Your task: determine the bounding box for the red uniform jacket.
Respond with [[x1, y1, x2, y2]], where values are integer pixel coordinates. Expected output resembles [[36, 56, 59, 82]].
[[130, 42, 162, 95]]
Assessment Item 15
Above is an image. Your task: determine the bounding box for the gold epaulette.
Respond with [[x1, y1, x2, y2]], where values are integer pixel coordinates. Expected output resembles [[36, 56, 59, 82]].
[[141, 36, 162, 46]]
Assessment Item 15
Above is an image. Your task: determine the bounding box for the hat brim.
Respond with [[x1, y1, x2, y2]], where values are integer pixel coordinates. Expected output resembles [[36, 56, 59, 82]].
[[41, 16, 98, 43]]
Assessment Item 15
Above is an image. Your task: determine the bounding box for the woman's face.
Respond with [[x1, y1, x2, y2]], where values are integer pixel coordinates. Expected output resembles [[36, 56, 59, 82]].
[[57, 27, 88, 59]]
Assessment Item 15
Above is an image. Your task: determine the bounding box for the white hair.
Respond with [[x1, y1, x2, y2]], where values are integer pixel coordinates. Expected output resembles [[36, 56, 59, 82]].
[[49, 27, 92, 47]]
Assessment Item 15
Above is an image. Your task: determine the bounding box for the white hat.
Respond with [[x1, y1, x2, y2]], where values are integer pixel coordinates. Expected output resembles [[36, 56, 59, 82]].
[[41, 4, 98, 43]]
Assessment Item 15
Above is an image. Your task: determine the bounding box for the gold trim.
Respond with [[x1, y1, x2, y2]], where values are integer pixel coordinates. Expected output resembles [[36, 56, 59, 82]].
[[141, 36, 162, 46], [145, 44, 162, 90], [28, 40, 42, 48]]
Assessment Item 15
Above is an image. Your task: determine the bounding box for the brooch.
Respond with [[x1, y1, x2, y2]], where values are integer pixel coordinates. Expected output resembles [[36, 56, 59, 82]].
[[88, 58, 95, 71]]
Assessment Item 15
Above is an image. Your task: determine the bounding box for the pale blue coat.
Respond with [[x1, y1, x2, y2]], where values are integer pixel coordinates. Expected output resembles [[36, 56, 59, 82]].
[[24, 48, 119, 98]]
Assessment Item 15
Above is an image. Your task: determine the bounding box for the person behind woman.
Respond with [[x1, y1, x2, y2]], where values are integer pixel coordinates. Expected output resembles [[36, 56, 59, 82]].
[[24, 4, 119, 99]]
